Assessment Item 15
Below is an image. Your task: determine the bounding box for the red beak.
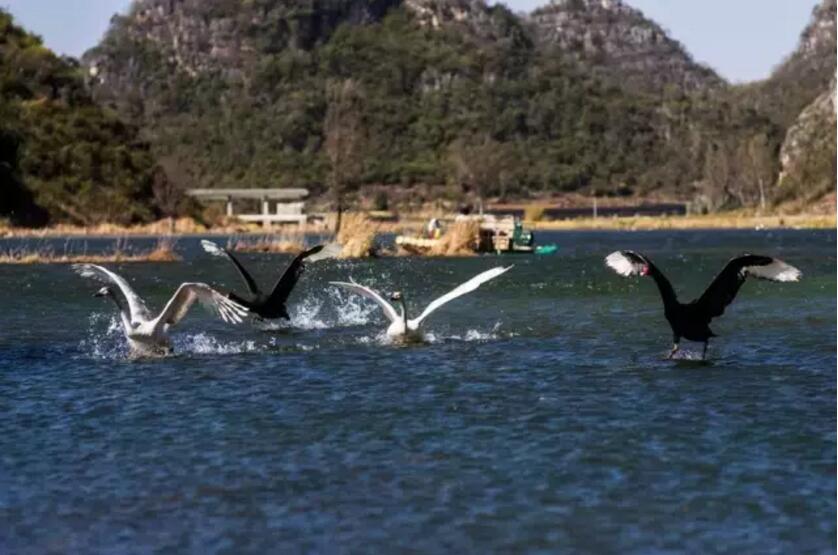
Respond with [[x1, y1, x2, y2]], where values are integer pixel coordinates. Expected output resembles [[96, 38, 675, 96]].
[[640, 265, 650, 276]]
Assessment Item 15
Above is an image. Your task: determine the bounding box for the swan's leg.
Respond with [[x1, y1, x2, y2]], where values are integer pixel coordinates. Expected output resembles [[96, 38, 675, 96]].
[[667, 337, 680, 360], [701, 341, 709, 361]]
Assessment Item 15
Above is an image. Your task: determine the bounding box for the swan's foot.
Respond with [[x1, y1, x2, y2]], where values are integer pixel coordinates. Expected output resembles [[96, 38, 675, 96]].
[[667, 343, 680, 360]]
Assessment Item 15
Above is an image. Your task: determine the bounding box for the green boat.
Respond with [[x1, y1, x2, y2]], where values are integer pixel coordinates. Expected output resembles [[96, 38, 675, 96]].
[[535, 244, 558, 255]]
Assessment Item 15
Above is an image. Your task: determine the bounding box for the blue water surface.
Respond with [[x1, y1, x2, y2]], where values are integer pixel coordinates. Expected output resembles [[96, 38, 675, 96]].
[[0, 229, 835, 553]]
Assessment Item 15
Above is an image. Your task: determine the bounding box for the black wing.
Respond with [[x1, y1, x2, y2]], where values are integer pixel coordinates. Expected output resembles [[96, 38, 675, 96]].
[[693, 254, 775, 319], [201, 240, 261, 297], [263, 245, 325, 310]]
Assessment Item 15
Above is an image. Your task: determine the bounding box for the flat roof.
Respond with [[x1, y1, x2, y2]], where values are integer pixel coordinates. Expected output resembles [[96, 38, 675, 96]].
[[186, 188, 309, 200]]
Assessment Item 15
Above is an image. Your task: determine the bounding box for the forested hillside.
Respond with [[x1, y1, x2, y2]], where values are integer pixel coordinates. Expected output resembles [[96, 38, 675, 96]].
[[0, 10, 159, 226], [2, 0, 834, 225]]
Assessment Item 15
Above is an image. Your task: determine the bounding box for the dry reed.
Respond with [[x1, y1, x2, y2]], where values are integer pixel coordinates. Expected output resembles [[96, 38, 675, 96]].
[[228, 235, 305, 253], [336, 213, 378, 258], [0, 217, 209, 238], [528, 213, 836, 231], [0, 237, 181, 264], [523, 203, 549, 222], [427, 220, 480, 256]]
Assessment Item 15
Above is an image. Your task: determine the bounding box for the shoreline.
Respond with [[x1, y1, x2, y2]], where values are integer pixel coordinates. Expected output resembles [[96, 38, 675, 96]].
[[528, 213, 836, 231], [1, 213, 834, 240]]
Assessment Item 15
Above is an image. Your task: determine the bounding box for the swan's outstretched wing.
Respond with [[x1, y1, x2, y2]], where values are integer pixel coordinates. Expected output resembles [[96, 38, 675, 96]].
[[72, 263, 151, 322], [264, 245, 326, 310], [695, 254, 801, 319], [201, 240, 261, 297], [156, 283, 249, 326], [409, 266, 512, 327], [306, 242, 342, 262], [330, 279, 399, 323]]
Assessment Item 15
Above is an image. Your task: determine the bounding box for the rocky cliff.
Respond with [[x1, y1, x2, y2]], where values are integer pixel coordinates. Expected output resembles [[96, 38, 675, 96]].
[[777, 76, 836, 205], [86, 0, 403, 96], [528, 0, 723, 93], [772, 0, 836, 203]]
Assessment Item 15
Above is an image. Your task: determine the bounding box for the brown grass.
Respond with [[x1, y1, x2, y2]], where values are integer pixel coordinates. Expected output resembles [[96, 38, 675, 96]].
[[523, 203, 549, 222], [0, 217, 209, 238], [529, 212, 836, 231], [336, 213, 378, 258], [0, 237, 181, 264], [0, 204, 832, 242], [227, 235, 305, 254], [427, 220, 481, 256]]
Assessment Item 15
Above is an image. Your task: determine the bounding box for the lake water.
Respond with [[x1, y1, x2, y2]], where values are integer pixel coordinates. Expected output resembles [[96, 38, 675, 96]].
[[0, 229, 835, 553]]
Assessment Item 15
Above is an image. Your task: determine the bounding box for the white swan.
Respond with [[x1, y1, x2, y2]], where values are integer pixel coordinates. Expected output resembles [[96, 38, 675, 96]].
[[73, 264, 248, 357], [331, 266, 512, 342]]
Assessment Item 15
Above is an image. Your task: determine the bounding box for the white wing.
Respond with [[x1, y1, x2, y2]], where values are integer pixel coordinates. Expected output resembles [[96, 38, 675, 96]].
[[306, 242, 342, 263], [330, 279, 400, 323], [745, 258, 801, 282], [156, 283, 248, 327], [200, 239, 227, 257], [604, 251, 647, 277], [409, 266, 512, 327], [72, 263, 151, 322]]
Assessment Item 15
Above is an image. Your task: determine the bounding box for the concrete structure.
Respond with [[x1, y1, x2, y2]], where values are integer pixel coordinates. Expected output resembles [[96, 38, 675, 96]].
[[186, 188, 309, 227]]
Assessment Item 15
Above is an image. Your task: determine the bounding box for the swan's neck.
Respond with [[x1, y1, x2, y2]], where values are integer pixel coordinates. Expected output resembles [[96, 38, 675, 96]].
[[398, 297, 408, 322], [648, 264, 678, 309], [106, 291, 132, 328]]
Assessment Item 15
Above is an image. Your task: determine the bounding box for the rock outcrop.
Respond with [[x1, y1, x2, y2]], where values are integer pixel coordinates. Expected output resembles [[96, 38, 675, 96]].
[[528, 0, 724, 93], [771, 0, 836, 202], [86, 0, 403, 86], [778, 77, 836, 198]]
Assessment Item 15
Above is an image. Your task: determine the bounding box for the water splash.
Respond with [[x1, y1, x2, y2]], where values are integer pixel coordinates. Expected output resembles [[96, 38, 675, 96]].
[[428, 321, 512, 344], [174, 333, 261, 355], [669, 349, 708, 362], [332, 289, 379, 326], [78, 313, 128, 360], [288, 296, 329, 329], [285, 290, 379, 330]]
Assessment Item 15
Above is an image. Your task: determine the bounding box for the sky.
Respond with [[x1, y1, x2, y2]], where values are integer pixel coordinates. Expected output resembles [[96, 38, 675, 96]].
[[1, 0, 819, 83]]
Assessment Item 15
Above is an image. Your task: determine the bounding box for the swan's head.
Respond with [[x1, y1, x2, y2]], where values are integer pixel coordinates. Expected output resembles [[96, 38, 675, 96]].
[[93, 286, 112, 298], [390, 291, 403, 302]]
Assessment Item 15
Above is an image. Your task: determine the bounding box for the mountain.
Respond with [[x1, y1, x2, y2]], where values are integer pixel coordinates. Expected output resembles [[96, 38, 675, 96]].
[[84, 0, 782, 210], [741, 0, 836, 206], [749, 0, 836, 128], [528, 0, 724, 93], [0, 0, 824, 225], [0, 9, 158, 226]]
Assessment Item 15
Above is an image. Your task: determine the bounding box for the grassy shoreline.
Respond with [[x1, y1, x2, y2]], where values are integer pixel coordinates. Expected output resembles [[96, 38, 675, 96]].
[[0, 238, 181, 265], [1, 212, 833, 240], [528, 213, 836, 231]]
